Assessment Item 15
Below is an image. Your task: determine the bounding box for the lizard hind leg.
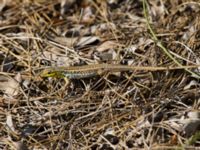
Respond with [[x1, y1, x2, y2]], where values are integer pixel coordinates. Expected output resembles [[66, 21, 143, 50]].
[[64, 77, 70, 87]]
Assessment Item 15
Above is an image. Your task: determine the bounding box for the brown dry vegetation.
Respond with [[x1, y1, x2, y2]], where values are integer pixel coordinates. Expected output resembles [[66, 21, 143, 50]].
[[1, 0, 200, 149]]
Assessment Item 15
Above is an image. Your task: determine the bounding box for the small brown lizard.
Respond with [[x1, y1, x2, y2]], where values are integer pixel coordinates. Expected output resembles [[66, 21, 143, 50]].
[[40, 64, 200, 79]]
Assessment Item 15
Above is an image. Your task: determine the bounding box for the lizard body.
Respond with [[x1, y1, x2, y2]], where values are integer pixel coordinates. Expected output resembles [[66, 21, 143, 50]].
[[40, 64, 200, 79]]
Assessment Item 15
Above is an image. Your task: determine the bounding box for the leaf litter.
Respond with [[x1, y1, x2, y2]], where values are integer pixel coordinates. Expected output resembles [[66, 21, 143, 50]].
[[1, 0, 200, 149]]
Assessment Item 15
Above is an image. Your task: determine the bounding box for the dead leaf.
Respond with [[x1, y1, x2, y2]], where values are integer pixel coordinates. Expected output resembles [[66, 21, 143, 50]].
[[81, 6, 95, 24], [6, 113, 15, 132], [76, 36, 100, 47], [90, 22, 116, 35], [182, 119, 200, 137], [184, 80, 199, 90], [42, 50, 80, 66], [60, 0, 76, 15], [53, 36, 78, 48], [149, 0, 166, 19], [177, 111, 200, 137], [14, 141, 29, 150], [96, 41, 118, 52], [0, 74, 19, 96], [52, 36, 100, 48], [0, 0, 8, 12]]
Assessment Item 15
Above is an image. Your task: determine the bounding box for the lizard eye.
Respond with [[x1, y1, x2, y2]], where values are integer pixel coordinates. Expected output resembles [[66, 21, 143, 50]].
[[41, 70, 53, 77], [46, 71, 51, 74]]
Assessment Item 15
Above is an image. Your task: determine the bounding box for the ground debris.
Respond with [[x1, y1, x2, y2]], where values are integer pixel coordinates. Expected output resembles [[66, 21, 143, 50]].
[[1, 0, 200, 149]]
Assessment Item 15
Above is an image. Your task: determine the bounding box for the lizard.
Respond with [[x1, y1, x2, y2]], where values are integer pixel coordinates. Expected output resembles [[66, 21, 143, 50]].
[[40, 63, 200, 79]]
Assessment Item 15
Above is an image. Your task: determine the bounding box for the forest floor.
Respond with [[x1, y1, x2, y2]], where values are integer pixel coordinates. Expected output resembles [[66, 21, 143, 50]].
[[1, 0, 200, 149]]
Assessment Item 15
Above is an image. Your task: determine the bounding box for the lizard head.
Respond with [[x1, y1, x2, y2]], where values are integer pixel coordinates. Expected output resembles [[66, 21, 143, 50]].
[[40, 69, 65, 78]]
